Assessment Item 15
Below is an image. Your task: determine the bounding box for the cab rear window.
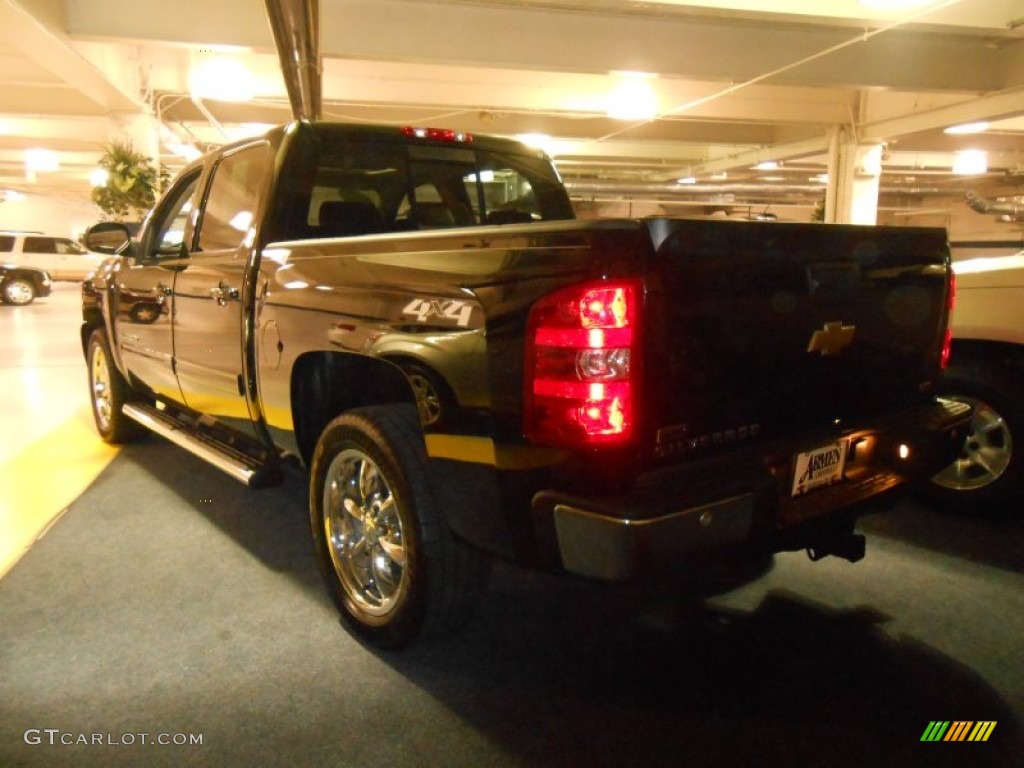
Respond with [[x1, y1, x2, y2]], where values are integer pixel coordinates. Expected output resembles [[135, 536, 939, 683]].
[[272, 128, 573, 241]]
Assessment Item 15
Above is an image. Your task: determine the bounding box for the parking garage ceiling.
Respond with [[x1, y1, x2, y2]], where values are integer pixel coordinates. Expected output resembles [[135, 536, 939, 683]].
[[0, 0, 1022, 211]]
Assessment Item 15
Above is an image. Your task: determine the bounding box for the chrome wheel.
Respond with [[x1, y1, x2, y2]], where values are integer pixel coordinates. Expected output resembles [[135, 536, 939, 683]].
[[311, 406, 489, 646], [323, 448, 407, 617], [90, 341, 114, 432], [932, 396, 1012, 492], [4, 278, 35, 305], [85, 328, 141, 444]]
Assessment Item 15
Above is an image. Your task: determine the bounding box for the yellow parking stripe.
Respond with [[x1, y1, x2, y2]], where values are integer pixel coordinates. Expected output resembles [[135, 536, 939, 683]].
[[0, 409, 120, 579]]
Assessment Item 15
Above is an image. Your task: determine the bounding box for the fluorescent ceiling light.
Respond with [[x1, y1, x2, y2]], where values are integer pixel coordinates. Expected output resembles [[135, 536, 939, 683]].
[[858, 148, 884, 178], [677, 177, 697, 185], [944, 121, 989, 135], [466, 170, 496, 183], [191, 56, 256, 102], [754, 161, 779, 171], [24, 148, 59, 173], [515, 133, 557, 155], [606, 73, 659, 121], [952, 150, 988, 175]]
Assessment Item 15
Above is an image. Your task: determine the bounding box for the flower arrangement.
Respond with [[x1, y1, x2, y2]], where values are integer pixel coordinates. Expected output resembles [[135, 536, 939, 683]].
[[92, 141, 167, 221]]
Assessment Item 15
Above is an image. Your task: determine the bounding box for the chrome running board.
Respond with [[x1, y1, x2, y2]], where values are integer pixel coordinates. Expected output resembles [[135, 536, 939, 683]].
[[123, 402, 282, 488]]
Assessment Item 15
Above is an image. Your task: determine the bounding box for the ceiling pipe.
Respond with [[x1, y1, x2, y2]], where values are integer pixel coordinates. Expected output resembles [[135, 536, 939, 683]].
[[263, 0, 321, 121], [965, 189, 1024, 222], [565, 180, 826, 197], [564, 180, 950, 202], [190, 97, 231, 143]]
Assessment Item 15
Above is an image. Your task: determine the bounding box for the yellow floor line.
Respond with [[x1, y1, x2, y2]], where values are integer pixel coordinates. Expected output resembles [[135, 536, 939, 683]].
[[0, 409, 120, 579]]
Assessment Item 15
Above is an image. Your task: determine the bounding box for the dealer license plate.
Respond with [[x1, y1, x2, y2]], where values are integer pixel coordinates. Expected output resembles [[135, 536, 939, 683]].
[[791, 440, 848, 497]]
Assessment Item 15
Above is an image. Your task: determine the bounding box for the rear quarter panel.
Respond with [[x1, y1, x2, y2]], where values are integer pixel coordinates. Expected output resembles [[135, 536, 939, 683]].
[[253, 220, 652, 452]]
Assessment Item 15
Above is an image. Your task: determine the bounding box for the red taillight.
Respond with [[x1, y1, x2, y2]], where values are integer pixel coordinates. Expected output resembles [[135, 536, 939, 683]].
[[941, 271, 955, 369], [401, 126, 473, 143], [524, 280, 641, 446]]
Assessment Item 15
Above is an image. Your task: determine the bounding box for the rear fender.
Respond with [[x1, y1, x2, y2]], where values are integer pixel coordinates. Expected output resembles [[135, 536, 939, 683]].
[[290, 351, 417, 466]]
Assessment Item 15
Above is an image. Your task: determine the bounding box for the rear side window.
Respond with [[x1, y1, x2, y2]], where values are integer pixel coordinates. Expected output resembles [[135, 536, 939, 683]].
[[0, 236, 13, 252], [24, 237, 57, 253]]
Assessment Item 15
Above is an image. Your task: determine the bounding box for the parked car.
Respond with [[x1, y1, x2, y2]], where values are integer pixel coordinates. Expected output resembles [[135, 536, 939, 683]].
[[0, 263, 52, 305], [923, 251, 1024, 511], [0, 230, 105, 281]]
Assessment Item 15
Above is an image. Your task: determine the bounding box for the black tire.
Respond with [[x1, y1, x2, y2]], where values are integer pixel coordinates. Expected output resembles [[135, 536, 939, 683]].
[[309, 404, 489, 648], [923, 362, 1024, 512], [86, 328, 143, 443], [3, 277, 37, 306]]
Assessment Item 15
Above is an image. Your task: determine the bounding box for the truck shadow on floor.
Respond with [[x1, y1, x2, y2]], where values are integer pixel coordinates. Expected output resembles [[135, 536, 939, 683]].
[[122, 438, 1023, 767], [391, 572, 1024, 767]]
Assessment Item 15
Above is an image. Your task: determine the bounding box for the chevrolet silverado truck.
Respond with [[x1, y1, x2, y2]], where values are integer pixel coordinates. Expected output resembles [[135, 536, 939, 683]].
[[82, 121, 970, 647], [923, 251, 1024, 510]]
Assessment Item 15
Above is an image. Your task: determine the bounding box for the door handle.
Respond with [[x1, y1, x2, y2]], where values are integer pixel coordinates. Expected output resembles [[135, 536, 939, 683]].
[[210, 282, 240, 306]]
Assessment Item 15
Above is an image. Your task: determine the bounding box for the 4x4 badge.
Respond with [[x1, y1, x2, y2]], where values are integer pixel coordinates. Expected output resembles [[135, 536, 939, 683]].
[[807, 321, 856, 356], [403, 298, 473, 327]]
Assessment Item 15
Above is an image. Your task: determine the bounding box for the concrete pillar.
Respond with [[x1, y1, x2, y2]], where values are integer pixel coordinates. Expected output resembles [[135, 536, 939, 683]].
[[825, 126, 884, 225]]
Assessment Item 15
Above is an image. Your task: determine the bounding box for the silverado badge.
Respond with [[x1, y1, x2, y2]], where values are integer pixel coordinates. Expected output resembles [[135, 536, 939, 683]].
[[806, 321, 856, 356]]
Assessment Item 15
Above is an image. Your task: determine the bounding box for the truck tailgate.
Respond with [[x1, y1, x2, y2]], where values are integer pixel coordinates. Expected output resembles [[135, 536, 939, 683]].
[[644, 218, 951, 460]]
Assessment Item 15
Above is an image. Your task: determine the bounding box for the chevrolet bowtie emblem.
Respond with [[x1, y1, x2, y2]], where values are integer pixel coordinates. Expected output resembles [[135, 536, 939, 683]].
[[807, 321, 856, 356]]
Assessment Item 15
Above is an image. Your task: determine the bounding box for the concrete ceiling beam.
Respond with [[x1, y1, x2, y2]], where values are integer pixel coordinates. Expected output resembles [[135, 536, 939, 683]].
[[861, 87, 1024, 141], [655, 134, 832, 180], [0, 0, 142, 113], [65, 0, 1010, 93]]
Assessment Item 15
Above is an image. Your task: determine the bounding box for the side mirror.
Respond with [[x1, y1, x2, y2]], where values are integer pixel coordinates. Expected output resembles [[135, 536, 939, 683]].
[[84, 222, 136, 256]]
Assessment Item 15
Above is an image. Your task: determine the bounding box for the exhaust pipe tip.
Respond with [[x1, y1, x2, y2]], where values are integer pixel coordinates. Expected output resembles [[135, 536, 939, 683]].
[[806, 532, 866, 563]]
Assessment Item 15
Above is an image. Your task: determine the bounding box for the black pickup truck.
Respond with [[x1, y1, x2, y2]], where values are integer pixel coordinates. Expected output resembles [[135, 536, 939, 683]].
[[82, 120, 970, 647]]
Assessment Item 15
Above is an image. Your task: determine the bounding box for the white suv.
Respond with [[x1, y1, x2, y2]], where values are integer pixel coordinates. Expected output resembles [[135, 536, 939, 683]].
[[0, 231, 105, 280], [923, 251, 1024, 511]]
